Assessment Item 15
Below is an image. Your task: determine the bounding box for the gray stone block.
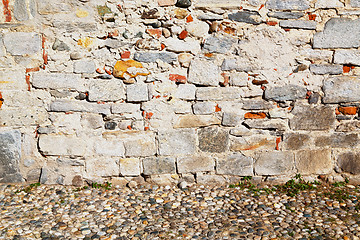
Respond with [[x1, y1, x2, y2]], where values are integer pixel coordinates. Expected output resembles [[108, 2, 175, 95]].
[[222, 112, 242, 127], [221, 58, 253, 72], [88, 80, 126, 102], [126, 84, 149, 102], [203, 35, 237, 54], [216, 153, 253, 176], [334, 50, 360, 65], [49, 100, 111, 115], [351, 0, 360, 7], [134, 52, 177, 63], [14, 0, 29, 21], [295, 150, 332, 175], [283, 133, 311, 150], [337, 152, 360, 174], [279, 20, 316, 30], [196, 87, 241, 101], [192, 102, 216, 115], [177, 155, 215, 173], [267, 11, 304, 19], [313, 18, 360, 49], [175, 84, 196, 100], [0, 131, 23, 183], [228, 11, 261, 25], [314, 133, 359, 148], [74, 60, 96, 74], [266, 0, 310, 10], [188, 59, 222, 86], [143, 157, 176, 175], [3, 32, 41, 55], [309, 64, 343, 75], [254, 151, 295, 176], [242, 99, 275, 110], [290, 104, 335, 130], [323, 76, 360, 103], [32, 73, 85, 91], [158, 129, 196, 156], [264, 84, 307, 102], [198, 127, 229, 153]]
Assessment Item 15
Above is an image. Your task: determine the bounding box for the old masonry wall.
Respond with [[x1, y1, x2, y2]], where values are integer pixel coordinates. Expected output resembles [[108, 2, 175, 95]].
[[1, 0, 360, 186]]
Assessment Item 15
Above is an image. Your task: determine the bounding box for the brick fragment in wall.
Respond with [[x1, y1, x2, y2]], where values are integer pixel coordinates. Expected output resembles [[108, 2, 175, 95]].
[[177, 155, 215, 174], [158, 129, 196, 156], [3, 32, 41, 56], [279, 20, 316, 30], [50, 100, 111, 115], [32, 73, 85, 91], [314, 133, 359, 148], [309, 64, 343, 75], [323, 76, 360, 103], [142, 157, 176, 175], [216, 153, 253, 176], [173, 115, 221, 128], [295, 150, 333, 175], [120, 158, 141, 176], [254, 151, 295, 176], [334, 50, 360, 65], [38, 135, 86, 156], [198, 127, 229, 153]]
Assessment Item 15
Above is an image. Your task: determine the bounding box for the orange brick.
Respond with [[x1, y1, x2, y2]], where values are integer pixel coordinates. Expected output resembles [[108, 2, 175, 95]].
[[121, 51, 131, 59], [266, 21, 277, 26], [146, 29, 162, 38], [338, 106, 358, 115], [308, 13, 316, 20], [169, 74, 187, 84], [343, 65, 351, 73], [244, 112, 267, 119], [186, 15, 193, 23], [215, 104, 221, 112], [178, 30, 188, 40]]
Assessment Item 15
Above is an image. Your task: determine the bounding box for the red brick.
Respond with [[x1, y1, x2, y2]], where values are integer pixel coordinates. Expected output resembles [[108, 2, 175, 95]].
[[338, 107, 358, 115], [146, 29, 162, 38], [169, 74, 187, 84], [178, 30, 188, 40], [244, 112, 267, 119], [121, 51, 131, 59], [186, 15, 193, 23]]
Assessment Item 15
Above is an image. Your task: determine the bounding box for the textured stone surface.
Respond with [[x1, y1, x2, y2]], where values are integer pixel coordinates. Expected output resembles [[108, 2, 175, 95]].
[[295, 150, 332, 174], [283, 133, 311, 150], [194, 0, 241, 8], [32, 73, 85, 91], [309, 64, 343, 75], [290, 104, 335, 130], [198, 127, 229, 153], [174, 84, 196, 100], [86, 158, 119, 177], [279, 20, 316, 30], [266, 0, 310, 10], [173, 115, 221, 128], [188, 59, 222, 86], [39, 135, 87, 156], [94, 138, 125, 157], [134, 52, 177, 63], [203, 35, 237, 54], [323, 76, 360, 103], [3, 32, 41, 55], [158, 129, 196, 155], [126, 84, 149, 102], [50, 100, 111, 115], [315, 0, 343, 8], [196, 88, 241, 101], [351, 0, 360, 7], [242, 100, 275, 110], [123, 133, 156, 157], [143, 157, 176, 175], [264, 85, 307, 102], [337, 152, 360, 174], [14, 0, 29, 21], [177, 155, 215, 173], [314, 133, 359, 148], [216, 153, 253, 176], [88, 80, 126, 102], [267, 11, 304, 19], [228, 11, 261, 25], [334, 50, 360, 65], [73, 60, 96, 74], [230, 135, 276, 151], [254, 151, 295, 176], [192, 102, 216, 115], [0, 131, 22, 183], [222, 112, 242, 127], [120, 158, 141, 176]]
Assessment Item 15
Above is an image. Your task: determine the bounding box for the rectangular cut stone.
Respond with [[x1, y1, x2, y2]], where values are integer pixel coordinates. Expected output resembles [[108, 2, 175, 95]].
[[314, 133, 359, 148], [86, 158, 119, 177], [230, 135, 276, 151], [196, 87, 241, 101], [290, 104, 335, 130], [266, 0, 310, 10], [254, 151, 295, 176], [120, 158, 141, 176], [194, 0, 241, 9], [283, 133, 311, 150], [32, 73, 85, 91], [39, 135, 86, 156], [313, 18, 360, 49], [351, 0, 360, 7], [73, 60, 96, 74], [177, 155, 215, 173], [315, 0, 343, 8], [222, 112, 242, 127], [0, 70, 28, 90], [175, 84, 196, 100], [14, 0, 29, 21], [94, 138, 125, 157], [88, 80, 126, 102], [126, 84, 149, 102], [337, 152, 360, 175], [49, 100, 111, 115], [111, 103, 140, 114], [309, 64, 343, 75], [198, 127, 229, 153], [299, 48, 334, 62], [158, 129, 196, 156], [216, 153, 253, 176], [143, 157, 176, 175], [323, 76, 360, 103], [0, 108, 48, 127], [295, 150, 332, 174], [279, 20, 316, 30], [267, 11, 304, 19], [134, 52, 177, 63], [243, 119, 288, 131], [192, 102, 217, 115], [264, 84, 306, 102], [334, 50, 360, 65], [203, 35, 237, 54], [123, 133, 156, 157], [173, 115, 221, 128], [242, 99, 275, 110], [0, 131, 22, 183], [188, 59, 222, 86], [3, 32, 41, 55]]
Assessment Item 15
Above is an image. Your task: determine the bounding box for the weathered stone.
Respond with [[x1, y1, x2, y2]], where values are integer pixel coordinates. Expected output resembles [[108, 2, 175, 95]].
[[173, 115, 221, 128], [198, 12, 223, 20], [279, 20, 316, 30], [222, 112, 242, 127], [194, 0, 241, 9], [266, 0, 310, 10], [158, 0, 176, 6], [264, 84, 307, 102], [299, 48, 334, 62], [216, 153, 253, 176], [105, 122, 117, 130], [267, 11, 304, 19], [315, 133, 359, 148], [230, 72, 248, 87], [228, 11, 261, 25], [176, 0, 192, 8], [134, 52, 177, 63], [174, 84, 196, 100], [123, 133, 156, 157], [94, 138, 125, 157], [88, 80, 126, 102], [86, 158, 119, 177], [126, 84, 149, 102], [50, 100, 111, 115], [186, 21, 209, 38], [32, 73, 85, 91], [309, 92, 320, 104], [3, 32, 41, 55], [290, 104, 335, 130], [120, 158, 141, 176], [0, 131, 23, 183], [315, 0, 343, 9], [351, 0, 360, 7], [14, 0, 29, 21], [283, 133, 311, 150], [334, 50, 360, 65], [244, 119, 287, 131], [198, 127, 229, 153], [52, 38, 70, 51], [188, 59, 222, 86], [337, 152, 360, 174], [143, 157, 176, 175], [177, 155, 215, 173], [229, 126, 252, 136], [203, 35, 237, 54], [242, 99, 275, 110], [39, 135, 86, 156], [196, 87, 241, 101], [336, 121, 360, 132], [230, 135, 276, 151], [163, 38, 201, 54], [309, 64, 343, 75], [221, 58, 253, 72], [158, 129, 196, 155], [192, 102, 216, 115], [196, 174, 225, 185], [111, 103, 140, 114], [295, 150, 332, 174], [313, 18, 360, 49], [74, 60, 96, 74], [323, 76, 360, 103], [254, 151, 295, 175]]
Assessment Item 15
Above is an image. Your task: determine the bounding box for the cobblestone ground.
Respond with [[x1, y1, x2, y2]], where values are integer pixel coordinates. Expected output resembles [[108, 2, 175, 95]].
[[0, 182, 360, 240]]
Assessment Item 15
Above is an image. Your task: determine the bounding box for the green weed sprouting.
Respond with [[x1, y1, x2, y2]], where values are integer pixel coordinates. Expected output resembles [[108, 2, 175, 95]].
[[15, 182, 41, 193]]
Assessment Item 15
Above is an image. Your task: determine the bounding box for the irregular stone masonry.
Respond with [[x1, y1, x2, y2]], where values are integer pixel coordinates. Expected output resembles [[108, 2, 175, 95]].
[[0, 0, 360, 185]]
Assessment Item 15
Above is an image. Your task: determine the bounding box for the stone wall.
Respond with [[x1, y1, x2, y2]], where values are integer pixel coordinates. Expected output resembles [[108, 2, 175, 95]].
[[1, 0, 360, 185]]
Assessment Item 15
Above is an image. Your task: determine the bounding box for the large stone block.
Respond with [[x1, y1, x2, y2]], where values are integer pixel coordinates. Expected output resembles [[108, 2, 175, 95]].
[[120, 158, 141, 176], [295, 150, 332, 175], [264, 84, 307, 102], [279, 20, 316, 30], [337, 152, 360, 174], [188, 59, 222, 86], [323, 76, 360, 103], [49, 100, 111, 115], [158, 129, 196, 155], [192, 102, 217, 115], [134, 52, 177, 63], [334, 50, 360, 65], [309, 64, 343, 75], [315, 133, 359, 148], [254, 151, 295, 176], [143, 157, 176, 175], [230, 135, 276, 151], [203, 35, 237, 54], [0, 108, 48, 127], [243, 119, 288, 131], [126, 84, 149, 102], [289, 104, 335, 130], [177, 155, 215, 173], [174, 84, 196, 100], [39, 135, 87, 156], [196, 87, 242, 101], [93, 138, 125, 157], [88, 80, 126, 102], [198, 127, 229, 153], [216, 153, 253, 176], [0, 131, 23, 183], [283, 133, 311, 150], [86, 158, 119, 177], [3, 32, 41, 56], [266, 0, 310, 10], [242, 99, 275, 110], [173, 115, 221, 128], [32, 73, 85, 91], [313, 18, 360, 49], [123, 133, 157, 157], [0, 70, 28, 90]]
